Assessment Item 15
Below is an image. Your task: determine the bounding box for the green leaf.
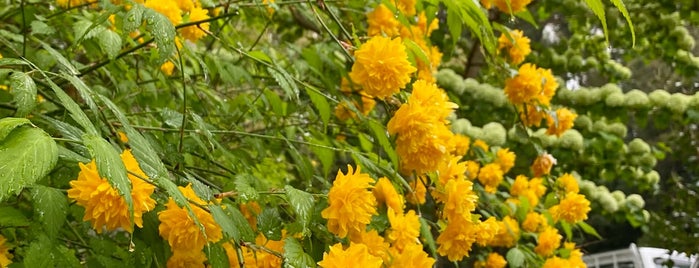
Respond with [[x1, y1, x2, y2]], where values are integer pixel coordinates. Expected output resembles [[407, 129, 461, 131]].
[[123, 3, 144, 32], [578, 221, 602, 239], [560, 220, 573, 240], [445, 8, 462, 48], [30, 20, 55, 35], [206, 244, 227, 268], [143, 8, 176, 62], [0, 117, 31, 141], [58, 145, 90, 163], [309, 135, 334, 177], [283, 237, 315, 268], [583, 0, 609, 44], [258, 207, 283, 241], [226, 206, 256, 242], [0, 57, 29, 66], [304, 85, 330, 128], [30, 185, 68, 239], [210, 205, 240, 240], [267, 67, 299, 100], [82, 134, 133, 220], [284, 185, 314, 234], [368, 120, 398, 170], [285, 140, 313, 183], [609, 0, 635, 46], [0, 206, 31, 227], [506, 247, 525, 267], [98, 30, 122, 59], [36, 39, 78, 75], [419, 217, 437, 258], [73, 20, 105, 43], [248, 50, 273, 63], [404, 38, 430, 67], [515, 10, 538, 28], [0, 119, 58, 200], [234, 174, 259, 201], [24, 234, 54, 267], [9, 71, 37, 117]]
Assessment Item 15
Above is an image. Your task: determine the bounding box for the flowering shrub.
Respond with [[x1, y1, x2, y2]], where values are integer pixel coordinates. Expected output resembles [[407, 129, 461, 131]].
[[1, 0, 696, 267]]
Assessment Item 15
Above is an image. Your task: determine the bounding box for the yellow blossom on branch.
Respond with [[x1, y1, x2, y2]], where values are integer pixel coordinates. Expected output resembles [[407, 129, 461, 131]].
[[321, 165, 377, 238], [318, 243, 383, 268], [349, 36, 416, 99], [549, 192, 591, 223], [367, 4, 400, 37], [388, 243, 435, 267], [67, 149, 156, 233], [180, 7, 210, 42], [158, 184, 222, 251], [534, 226, 562, 257], [546, 107, 577, 136], [386, 208, 421, 251], [498, 30, 531, 65], [373, 177, 404, 213], [475, 252, 507, 268]]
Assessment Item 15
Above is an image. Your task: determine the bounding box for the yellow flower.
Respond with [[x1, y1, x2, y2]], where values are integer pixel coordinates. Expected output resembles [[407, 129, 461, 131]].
[[416, 12, 439, 36], [546, 108, 577, 137], [531, 152, 556, 177], [549, 192, 591, 223], [349, 36, 416, 99], [408, 80, 458, 120], [472, 139, 489, 153], [158, 184, 223, 251], [223, 232, 286, 267], [56, 0, 86, 8], [373, 177, 404, 213], [318, 243, 383, 268], [367, 4, 400, 37], [389, 108, 454, 174], [388, 243, 435, 267], [518, 104, 547, 127], [0, 236, 12, 267], [495, 148, 516, 174], [436, 221, 478, 261], [117, 131, 129, 143], [522, 212, 548, 232], [67, 150, 156, 233], [161, 61, 175, 76], [174, 0, 196, 12], [436, 156, 467, 186], [556, 173, 579, 193], [321, 165, 378, 238], [438, 179, 478, 222], [535, 226, 562, 257], [166, 249, 207, 268], [510, 175, 529, 196], [386, 209, 421, 251], [565, 242, 587, 267], [349, 230, 390, 262], [464, 160, 480, 180], [542, 256, 569, 268], [392, 0, 416, 16], [492, 0, 533, 14], [529, 177, 547, 198], [477, 163, 504, 193], [180, 7, 210, 42], [504, 63, 541, 105], [239, 201, 261, 229], [145, 0, 183, 26], [498, 30, 531, 65], [488, 216, 520, 248], [475, 252, 507, 268], [450, 134, 471, 156], [406, 177, 427, 205]]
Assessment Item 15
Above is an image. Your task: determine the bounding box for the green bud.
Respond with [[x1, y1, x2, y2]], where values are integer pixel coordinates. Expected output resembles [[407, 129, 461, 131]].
[[678, 34, 695, 51], [600, 83, 622, 97], [644, 170, 660, 186], [605, 92, 625, 107], [624, 90, 650, 109], [648, 90, 671, 107], [592, 120, 607, 133], [626, 194, 645, 208], [666, 93, 689, 114], [482, 122, 507, 146], [628, 138, 651, 154], [436, 69, 466, 93], [451, 118, 471, 134], [568, 55, 584, 71], [607, 122, 628, 138], [559, 129, 583, 150], [639, 154, 657, 168], [599, 193, 619, 213], [579, 180, 596, 195], [466, 127, 484, 141], [574, 115, 592, 130], [585, 57, 599, 69], [611, 190, 626, 202]]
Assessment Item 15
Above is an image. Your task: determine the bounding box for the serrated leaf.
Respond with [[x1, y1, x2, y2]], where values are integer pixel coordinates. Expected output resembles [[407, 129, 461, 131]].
[[283, 237, 314, 268], [506, 247, 525, 267], [578, 221, 602, 239], [210, 205, 240, 240], [0, 120, 57, 200], [583, 0, 609, 44], [284, 185, 314, 234], [98, 30, 122, 59], [304, 85, 330, 128], [258, 207, 283, 241], [309, 135, 334, 177], [0, 206, 30, 227], [82, 134, 133, 220], [0, 58, 29, 66], [205, 244, 227, 268], [268, 67, 299, 100], [73, 20, 105, 42], [610, 0, 635, 46], [234, 174, 259, 201], [143, 8, 176, 62], [227, 206, 256, 242], [36, 39, 79, 75], [30, 20, 55, 35], [58, 145, 90, 163], [368, 120, 398, 170], [286, 140, 313, 183], [9, 71, 37, 117], [24, 234, 54, 267], [123, 3, 144, 32], [0, 117, 31, 141], [31, 185, 67, 239]]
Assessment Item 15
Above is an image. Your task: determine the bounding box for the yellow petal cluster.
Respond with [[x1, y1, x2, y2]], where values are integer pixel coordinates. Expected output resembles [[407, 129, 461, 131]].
[[321, 165, 377, 238], [180, 7, 210, 42], [498, 30, 531, 65], [386, 209, 421, 251], [373, 177, 404, 213], [367, 4, 400, 37], [436, 219, 498, 262], [522, 212, 548, 233], [349, 36, 416, 99], [388, 243, 435, 267], [318, 243, 383, 268], [556, 173, 580, 193], [531, 152, 557, 177], [488, 216, 520, 248], [534, 226, 562, 257], [495, 148, 516, 174], [67, 149, 156, 233], [504, 63, 558, 106], [158, 184, 222, 253], [508, 175, 546, 207], [406, 178, 427, 205], [546, 108, 577, 136], [477, 163, 504, 193], [549, 192, 591, 223], [166, 250, 207, 268], [438, 179, 478, 222], [475, 252, 507, 268]]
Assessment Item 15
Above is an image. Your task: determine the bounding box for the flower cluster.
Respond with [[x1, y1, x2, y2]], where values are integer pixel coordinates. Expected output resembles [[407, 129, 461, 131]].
[[142, 0, 211, 42]]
